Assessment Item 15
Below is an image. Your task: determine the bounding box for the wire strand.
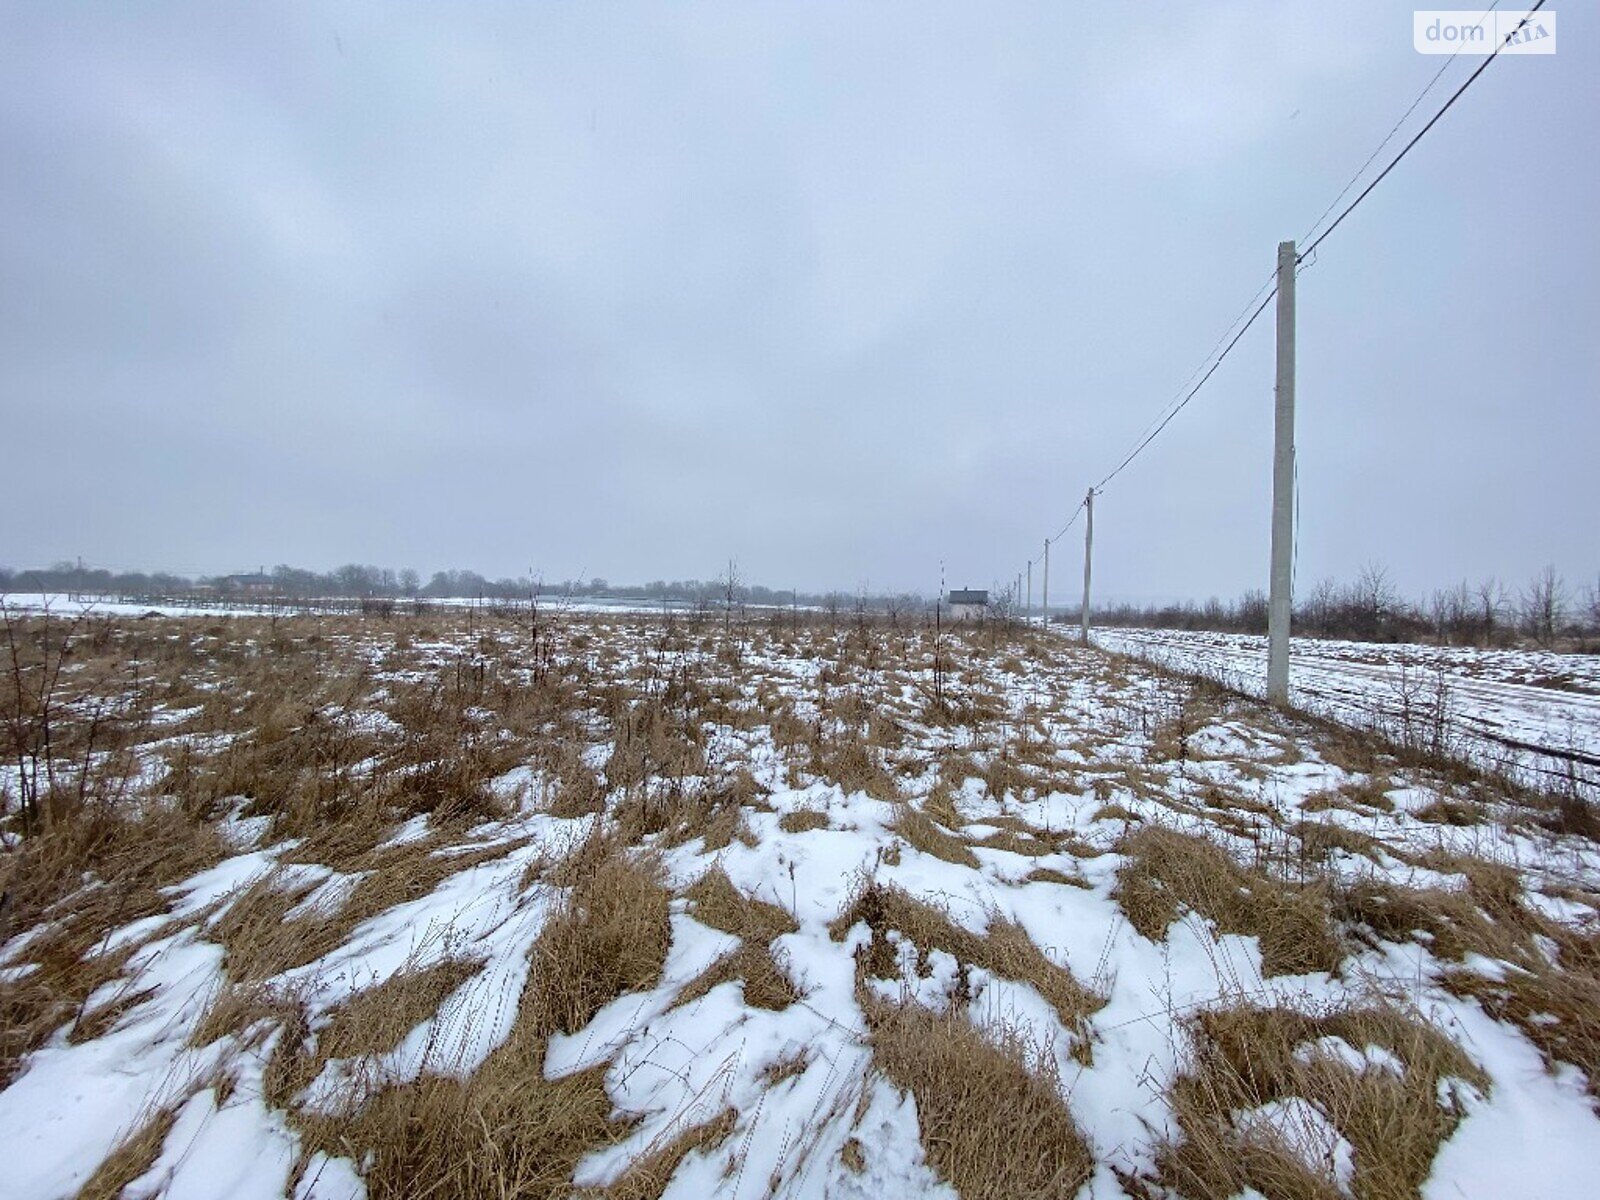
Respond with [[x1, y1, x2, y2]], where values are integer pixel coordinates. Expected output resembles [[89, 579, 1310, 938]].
[[1094, 286, 1277, 491], [1301, 0, 1544, 262], [1014, 2, 1545, 589], [1049, 498, 1088, 545], [1299, 2, 1498, 248]]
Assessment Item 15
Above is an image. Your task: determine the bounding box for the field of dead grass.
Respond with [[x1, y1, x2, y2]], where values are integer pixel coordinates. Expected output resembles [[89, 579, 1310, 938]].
[[3, 604, 1599, 1199]]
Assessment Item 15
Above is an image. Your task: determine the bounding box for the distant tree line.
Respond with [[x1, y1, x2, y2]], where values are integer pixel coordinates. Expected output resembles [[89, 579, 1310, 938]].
[[0, 560, 925, 615], [7, 559, 1595, 649], [1087, 564, 1600, 649]]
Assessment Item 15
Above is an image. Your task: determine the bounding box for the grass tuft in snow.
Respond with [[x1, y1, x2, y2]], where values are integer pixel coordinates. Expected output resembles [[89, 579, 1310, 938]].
[[1113, 824, 1345, 976], [865, 998, 1094, 1199], [833, 880, 1103, 1044], [1154, 1000, 1488, 1200]]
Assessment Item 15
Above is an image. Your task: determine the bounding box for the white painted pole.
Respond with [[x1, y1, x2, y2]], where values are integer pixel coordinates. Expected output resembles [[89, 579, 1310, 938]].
[[1267, 239, 1297, 704], [1080, 488, 1094, 644], [1042, 538, 1050, 628]]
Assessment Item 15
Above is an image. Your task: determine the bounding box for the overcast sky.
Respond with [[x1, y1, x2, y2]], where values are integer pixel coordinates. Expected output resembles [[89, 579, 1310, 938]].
[[2, 2, 1594, 600]]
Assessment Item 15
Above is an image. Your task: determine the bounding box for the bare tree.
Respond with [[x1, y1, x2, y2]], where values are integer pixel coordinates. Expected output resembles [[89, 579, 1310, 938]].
[[1427, 582, 1471, 644], [1352, 562, 1397, 640], [1519, 565, 1567, 647], [989, 582, 1016, 624], [719, 558, 742, 633], [1302, 577, 1339, 638], [1473, 578, 1507, 647], [1236, 589, 1268, 634], [884, 592, 904, 627]]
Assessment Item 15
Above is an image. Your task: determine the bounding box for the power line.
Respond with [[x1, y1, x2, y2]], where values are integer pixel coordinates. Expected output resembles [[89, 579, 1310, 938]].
[[1049, 498, 1088, 545], [1012, 4, 1545, 593], [1094, 286, 1277, 492], [1090, 2, 1543, 494], [1300, 0, 1545, 262], [1116, 268, 1278, 463], [1299, 1, 1500, 248]]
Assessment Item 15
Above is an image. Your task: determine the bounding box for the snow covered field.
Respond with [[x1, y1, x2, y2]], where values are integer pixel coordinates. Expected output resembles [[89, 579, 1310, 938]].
[[2, 592, 277, 619], [2, 592, 819, 622], [1093, 627, 1600, 794], [3, 612, 1599, 1199]]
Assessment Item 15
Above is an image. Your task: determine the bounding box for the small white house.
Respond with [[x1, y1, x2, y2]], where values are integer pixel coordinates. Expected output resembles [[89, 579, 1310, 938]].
[[947, 588, 988, 622]]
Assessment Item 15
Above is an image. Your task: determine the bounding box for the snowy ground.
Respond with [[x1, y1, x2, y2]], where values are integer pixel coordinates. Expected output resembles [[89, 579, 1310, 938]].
[[3, 613, 1599, 1199], [2, 592, 276, 619], [1093, 627, 1600, 794]]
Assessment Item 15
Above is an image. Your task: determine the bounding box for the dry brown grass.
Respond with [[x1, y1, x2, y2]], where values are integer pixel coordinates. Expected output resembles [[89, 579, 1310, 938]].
[[67, 984, 158, 1045], [305, 1057, 622, 1199], [1147, 684, 1228, 766], [1336, 775, 1398, 813], [972, 827, 1056, 857], [75, 1106, 178, 1200], [1113, 825, 1344, 976], [600, 764, 764, 851], [1025, 866, 1092, 889], [1440, 932, 1600, 1111], [547, 743, 604, 817], [978, 750, 1033, 804], [603, 694, 706, 794], [684, 868, 796, 944], [189, 977, 302, 1052], [806, 733, 902, 802], [288, 845, 670, 1198], [674, 942, 801, 1012], [676, 868, 802, 1010], [891, 803, 979, 868], [921, 782, 964, 832], [1350, 858, 1600, 1110], [0, 803, 223, 1087], [576, 1108, 737, 1200], [1333, 877, 1519, 963], [759, 1049, 810, 1087], [831, 881, 1103, 1042], [524, 851, 671, 1037], [866, 999, 1094, 1199], [300, 957, 483, 1083], [1292, 818, 1382, 863], [778, 808, 830, 834], [839, 1136, 866, 1174], [1154, 1001, 1488, 1200], [208, 833, 528, 983], [13, 609, 1594, 1198], [1413, 796, 1486, 827]]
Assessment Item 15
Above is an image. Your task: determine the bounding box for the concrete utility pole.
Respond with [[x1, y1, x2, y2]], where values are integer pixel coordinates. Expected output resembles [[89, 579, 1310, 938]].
[[1267, 239, 1297, 704], [1042, 538, 1050, 628], [1027, 560, 1033, 624], [1080, 488, 1094, 644]]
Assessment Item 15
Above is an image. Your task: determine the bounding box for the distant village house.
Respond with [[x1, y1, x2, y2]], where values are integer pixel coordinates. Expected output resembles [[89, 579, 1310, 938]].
[[947, 588, 988, 622], [219, 572, 275, 596]]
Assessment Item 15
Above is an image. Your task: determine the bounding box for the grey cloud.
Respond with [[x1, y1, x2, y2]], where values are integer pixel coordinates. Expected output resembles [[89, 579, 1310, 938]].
[[1, 1, 1593, 598]]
